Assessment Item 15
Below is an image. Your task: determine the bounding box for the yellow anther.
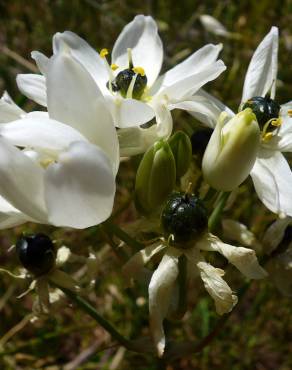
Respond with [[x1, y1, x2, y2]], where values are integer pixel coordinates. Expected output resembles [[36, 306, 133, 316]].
[[41, 158, 54, 169], [110, 63, 119, 71], [288, 109, 292, 117], [132, 66, 145, 76], [262, 132, 273, 142], [271, 118, 282, 127], [100, 48, 109, 58]]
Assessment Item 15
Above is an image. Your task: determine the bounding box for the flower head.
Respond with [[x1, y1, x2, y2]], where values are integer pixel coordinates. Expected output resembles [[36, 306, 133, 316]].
[[17, 15, 226, 156], [0, 42, 119, 229], [123, 192, 266, 357]]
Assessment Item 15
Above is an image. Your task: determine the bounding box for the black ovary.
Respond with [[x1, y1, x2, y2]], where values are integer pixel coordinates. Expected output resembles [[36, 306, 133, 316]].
[[241, 96, 280, 129], [161, 192, 208, 246], [16, 233, 56, 276]]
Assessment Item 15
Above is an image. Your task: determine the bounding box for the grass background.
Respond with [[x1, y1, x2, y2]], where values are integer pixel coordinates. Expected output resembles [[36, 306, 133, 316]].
[[0, 0, 292, 369]]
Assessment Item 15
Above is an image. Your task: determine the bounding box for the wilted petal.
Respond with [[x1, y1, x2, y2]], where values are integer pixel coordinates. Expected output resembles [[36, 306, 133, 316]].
[[149, 252, 179, 357], [45, 141, 115, 228], [198, 234, 267, 279], [112, 15, 163, 87], [269, 247, 292, 297], [222, 219, 261, 251], [16, 74, 47, 106], [251, 150, 292, 217], [242, 27, 278, 102], [262, 217, 292, 254], [55, 246, 72, 267], [0, 138, 47, 222], [153, 44, 223, 94], [53, 31, 109, 92], [197, 261, 238, 315], [123, 243, 166, 284], [0, 91, 25, 123]]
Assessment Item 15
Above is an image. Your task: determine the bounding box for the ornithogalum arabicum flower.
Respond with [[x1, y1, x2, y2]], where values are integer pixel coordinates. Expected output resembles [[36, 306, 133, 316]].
[[16, 15, 226, 156], [0, 45, 119, 229], [123, 192, 266, 357], [192, 27, 292, 217]]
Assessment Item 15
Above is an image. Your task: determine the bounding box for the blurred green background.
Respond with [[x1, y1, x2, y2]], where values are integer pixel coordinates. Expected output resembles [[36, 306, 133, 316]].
[[0, 0, 292, 369]]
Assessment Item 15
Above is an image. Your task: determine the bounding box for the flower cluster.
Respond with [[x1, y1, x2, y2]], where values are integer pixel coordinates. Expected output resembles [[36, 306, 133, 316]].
[[0, 14, 291, 358]]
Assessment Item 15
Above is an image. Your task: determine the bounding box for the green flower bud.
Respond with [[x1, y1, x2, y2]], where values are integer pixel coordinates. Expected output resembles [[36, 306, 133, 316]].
[[168, 131, 192, 179], [135, 140, 176, 215], [202, 108, 260, 191]]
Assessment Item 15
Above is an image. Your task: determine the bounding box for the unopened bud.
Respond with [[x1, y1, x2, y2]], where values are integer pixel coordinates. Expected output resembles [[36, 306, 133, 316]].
[[135, 140, 176, 215], [168, 131, 192, 179], [202, 108, 260, 191]]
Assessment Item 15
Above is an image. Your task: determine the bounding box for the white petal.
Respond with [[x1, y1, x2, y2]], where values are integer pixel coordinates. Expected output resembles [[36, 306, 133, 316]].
[[170, 89, 234, 129], [153, 44, 223, 93], [159, 60, 226, 100], [107, 96, 155, 128], [16, 74, 47, 106], [0, 92, 25, 123], [197, 261, 238, 315], [262, 217, 292, 254], [53, 31, 109, 91], [45, 141, 115, 228], [149, 252, 179, 357], [122, 243, 166, 284], [46, 47, 119, 173], [242, 27, 278, 102], [31, 51, 49, 75], [251, 150, 292, 217], [0, 212, 27, 229], [198, 234, 267, 279], [112, 15, 163, 87], [0, 138, 47, 221], [153, 101, 173, 138], [0, 195, 28, 229], [0, 113, 87, 152]]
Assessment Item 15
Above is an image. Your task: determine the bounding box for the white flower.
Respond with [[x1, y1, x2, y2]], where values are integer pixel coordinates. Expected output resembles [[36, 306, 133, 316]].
[[0, 45, 119, 229], [17, 15, 226, 156], [123, 233, 266, 357], [192, 27, 292, 217]]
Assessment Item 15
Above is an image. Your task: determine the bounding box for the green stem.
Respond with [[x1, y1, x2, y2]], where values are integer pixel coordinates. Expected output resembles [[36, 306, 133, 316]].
[[208, 191, 230, 233], [57, 286, 132, 349], [103, 221, 144, 252]]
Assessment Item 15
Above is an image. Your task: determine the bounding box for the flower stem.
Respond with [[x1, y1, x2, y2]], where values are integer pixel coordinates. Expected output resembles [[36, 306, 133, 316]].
[[208, 191, 231, 233], [103, 221, 144, 252], [57, 286, 132, 349]]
